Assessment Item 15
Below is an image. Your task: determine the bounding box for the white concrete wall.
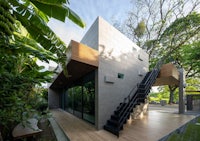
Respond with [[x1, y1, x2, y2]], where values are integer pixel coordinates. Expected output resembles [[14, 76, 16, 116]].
[[81, 17, 149, 129], [81, 19, 99, 50]]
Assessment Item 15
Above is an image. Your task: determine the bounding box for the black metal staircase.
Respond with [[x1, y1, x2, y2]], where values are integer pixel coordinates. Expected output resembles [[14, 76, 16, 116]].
[[104, 68, 160, 136]]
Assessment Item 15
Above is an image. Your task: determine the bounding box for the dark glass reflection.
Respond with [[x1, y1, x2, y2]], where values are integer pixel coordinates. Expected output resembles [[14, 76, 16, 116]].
[[63, 71, 95, 124], [83, 81, 95, 123]]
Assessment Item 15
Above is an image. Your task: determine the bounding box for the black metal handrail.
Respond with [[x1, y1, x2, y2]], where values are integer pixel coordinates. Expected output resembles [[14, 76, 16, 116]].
[[117, 45, 174, 114], [117, 84, 138, 116], [117, 70, 154, 117], [118, 69, 159, 130], [104, 55, 168, 136], [117, 72, 151, 111]]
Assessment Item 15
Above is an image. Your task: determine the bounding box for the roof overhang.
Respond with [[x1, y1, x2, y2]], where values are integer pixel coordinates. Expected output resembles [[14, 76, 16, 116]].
[[50, 40, 98, 89], [154, 63, 180, 86]]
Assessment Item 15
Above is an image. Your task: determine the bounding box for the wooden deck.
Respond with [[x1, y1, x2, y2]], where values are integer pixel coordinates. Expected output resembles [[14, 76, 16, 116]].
[[51, 105, 196, 141]]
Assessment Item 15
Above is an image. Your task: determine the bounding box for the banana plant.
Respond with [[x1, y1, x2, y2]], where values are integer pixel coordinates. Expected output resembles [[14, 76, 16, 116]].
[[1, 0, 85, 65], [0, 0, 85, 139]]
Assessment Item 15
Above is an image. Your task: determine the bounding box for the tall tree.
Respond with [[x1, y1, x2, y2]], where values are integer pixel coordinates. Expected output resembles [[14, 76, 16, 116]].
[[121, 0, 200, 57], [116, 0, 200, 103]]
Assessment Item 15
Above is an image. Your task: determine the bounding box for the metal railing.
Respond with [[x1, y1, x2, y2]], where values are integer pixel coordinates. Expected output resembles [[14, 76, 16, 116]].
[[115, 62, 161, 131], [105, 53, 171, 135]]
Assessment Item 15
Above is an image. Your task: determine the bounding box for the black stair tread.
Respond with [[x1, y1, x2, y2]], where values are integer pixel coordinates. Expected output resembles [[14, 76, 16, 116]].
[[104, 124, 119, 136], [117, 103, 126, 110], [114, 110, 120, 115], [137, 93, 146, 96], [103, 69, 159, 137], [107, 119, 119, 126], [111, 114, 119, 120], [114, 104, 128, 115]]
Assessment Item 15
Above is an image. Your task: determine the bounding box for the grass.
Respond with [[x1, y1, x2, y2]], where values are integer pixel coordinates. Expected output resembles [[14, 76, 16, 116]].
[[167, 117, 200, 141]]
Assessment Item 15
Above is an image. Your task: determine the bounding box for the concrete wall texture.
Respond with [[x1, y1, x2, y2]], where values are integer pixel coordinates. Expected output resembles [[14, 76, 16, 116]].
[[81, 17, 149, 129], [48, 88, 61, 109]]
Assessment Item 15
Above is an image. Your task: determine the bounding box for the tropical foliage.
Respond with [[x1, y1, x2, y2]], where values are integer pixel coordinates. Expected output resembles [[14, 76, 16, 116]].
[[149, 78, 200, 104], [0, 0, 85, 139], [115, 0, 200, 103]]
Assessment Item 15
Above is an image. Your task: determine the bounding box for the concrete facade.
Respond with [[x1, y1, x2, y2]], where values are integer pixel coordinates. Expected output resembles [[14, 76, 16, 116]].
[[48, 88, 61, 109], [80, 17, 149, 129], [49, 17, 149, 130]]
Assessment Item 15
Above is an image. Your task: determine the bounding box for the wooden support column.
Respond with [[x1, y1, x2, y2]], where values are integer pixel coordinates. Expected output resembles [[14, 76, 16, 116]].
[[178, 68, 185, 114]]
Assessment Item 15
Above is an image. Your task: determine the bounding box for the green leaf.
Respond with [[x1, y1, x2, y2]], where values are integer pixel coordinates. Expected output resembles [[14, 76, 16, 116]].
[[13, 8, 67, 63], [13, 32, 57, 62], [30, 0, 85, 27], [65, 5, 86, 28], [35, 0, 67, 5]]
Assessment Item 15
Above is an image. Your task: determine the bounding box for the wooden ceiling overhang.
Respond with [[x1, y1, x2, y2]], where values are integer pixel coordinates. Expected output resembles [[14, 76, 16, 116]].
[[50, 40, 98, 89]]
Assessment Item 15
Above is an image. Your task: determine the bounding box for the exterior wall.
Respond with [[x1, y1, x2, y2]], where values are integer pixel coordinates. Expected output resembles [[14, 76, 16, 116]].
[[81, 17, 149, 129], [81, 19, 99, 50], [48, 88, 61, 109], [97, 17, 149, 129], [80, 18, 99, 129]]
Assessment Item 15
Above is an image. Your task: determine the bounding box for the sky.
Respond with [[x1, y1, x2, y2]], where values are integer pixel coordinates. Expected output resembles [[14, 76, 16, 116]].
[[48, 0, 133, 45]]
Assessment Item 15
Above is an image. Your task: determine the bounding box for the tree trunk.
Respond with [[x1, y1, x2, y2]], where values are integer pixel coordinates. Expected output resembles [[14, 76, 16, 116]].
[[168, 85, 178, 104]]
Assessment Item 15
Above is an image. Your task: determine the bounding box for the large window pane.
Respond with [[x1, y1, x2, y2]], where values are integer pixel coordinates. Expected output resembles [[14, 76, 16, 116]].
[[63, 71, 95, 124], [73, 86, 82, 118], [66, 88, 73, 114], [83, 80, 95, 124]]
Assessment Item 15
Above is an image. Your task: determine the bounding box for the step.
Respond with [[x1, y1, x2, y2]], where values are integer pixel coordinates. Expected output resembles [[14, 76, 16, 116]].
[[104, 125, 119, 136], [107, 119, 119, 127], [116, 103, 126, 111], [111, 114, 119, 120]]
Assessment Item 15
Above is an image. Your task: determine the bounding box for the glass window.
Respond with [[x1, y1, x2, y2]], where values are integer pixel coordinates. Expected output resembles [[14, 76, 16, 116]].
[[83, 80, 95, 123], [73, 85, 82, 118], [62, 71, 95, 124], [66, 88, 74, 114]]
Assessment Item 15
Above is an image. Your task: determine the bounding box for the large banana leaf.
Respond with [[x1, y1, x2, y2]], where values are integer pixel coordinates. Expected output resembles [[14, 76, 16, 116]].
[[30, 0, 85, 27], [32, 0, 68, 5], [10, 0, 85, 27], [7, 0, 86, 69], [12, 3, 67, 61], [13, 32, 57, 62]]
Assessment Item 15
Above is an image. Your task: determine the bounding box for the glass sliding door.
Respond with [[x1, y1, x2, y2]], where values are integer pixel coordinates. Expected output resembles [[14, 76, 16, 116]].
[[73, 85, 82, 118], [66, 88, 74, 114], [83, 80, 95, 124], [63, 71, 95, 124]]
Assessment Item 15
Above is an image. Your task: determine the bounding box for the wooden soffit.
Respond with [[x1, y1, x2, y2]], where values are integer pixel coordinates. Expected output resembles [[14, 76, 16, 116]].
[[67, 40, 99, 67], [50, 40, 98, 89], [154, 63, 180, 86]]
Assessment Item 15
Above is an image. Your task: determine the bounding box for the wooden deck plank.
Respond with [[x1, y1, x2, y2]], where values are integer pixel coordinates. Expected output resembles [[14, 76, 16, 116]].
[[51, 105, 196, 141]]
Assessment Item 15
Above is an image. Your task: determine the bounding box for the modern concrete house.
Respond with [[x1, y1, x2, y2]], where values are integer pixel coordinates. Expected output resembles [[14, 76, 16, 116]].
[[48, 17, 149, 131]]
